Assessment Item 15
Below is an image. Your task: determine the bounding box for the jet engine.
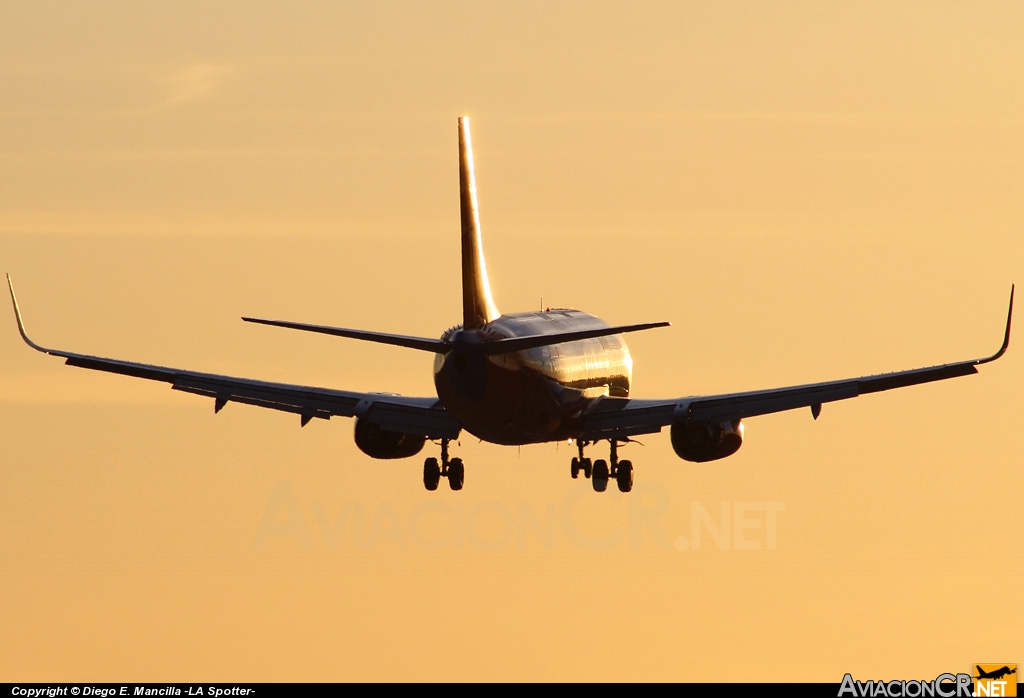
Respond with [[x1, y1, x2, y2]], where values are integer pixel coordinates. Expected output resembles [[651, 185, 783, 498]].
[[670, 419, 744, 462], [354, 418, 426, 459]]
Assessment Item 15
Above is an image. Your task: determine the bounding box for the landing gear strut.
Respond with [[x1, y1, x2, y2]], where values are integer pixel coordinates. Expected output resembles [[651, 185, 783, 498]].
[[572, 438, 633, 493], [423, 438, 465, 491], [570, 439, 593, 480]]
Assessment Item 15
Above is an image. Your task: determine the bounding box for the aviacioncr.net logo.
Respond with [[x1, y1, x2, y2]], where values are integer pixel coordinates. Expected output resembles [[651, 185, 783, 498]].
[[838, 673, 973, 697]]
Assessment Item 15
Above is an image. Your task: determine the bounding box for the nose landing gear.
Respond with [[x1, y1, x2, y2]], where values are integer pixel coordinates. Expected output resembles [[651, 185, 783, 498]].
[[570, 438, 633, 493], [423, 439, 465, 491]]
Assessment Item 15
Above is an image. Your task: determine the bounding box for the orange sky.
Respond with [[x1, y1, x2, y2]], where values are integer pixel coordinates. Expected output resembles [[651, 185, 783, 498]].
[[1, 2, 1021, 681]]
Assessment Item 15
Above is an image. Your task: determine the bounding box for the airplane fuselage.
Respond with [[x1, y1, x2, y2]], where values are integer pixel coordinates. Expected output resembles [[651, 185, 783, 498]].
[[434, 309, 632, 444]]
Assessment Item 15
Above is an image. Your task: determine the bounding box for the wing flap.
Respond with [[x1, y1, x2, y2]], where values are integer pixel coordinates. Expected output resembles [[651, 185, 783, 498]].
[[856, 362, 979, 394], [685, 359, 982, 424], [172, 376, 350, 421], [687, 382, 861, 423], [65, 355, 177, 382], [364, 401, 462, 438], [579, 398, 675, 440]]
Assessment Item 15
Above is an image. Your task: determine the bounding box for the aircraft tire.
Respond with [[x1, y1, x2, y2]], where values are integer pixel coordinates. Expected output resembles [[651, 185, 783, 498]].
[[449, 457, 465, 491], [571, 457, 580, 479], [616, 460, 633, 493], [583, 458, 592, 479], [424, 457, 441, 491], [592, 459, 609, 492]]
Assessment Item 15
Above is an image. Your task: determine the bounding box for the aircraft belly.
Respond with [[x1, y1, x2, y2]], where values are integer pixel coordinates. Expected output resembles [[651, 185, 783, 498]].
[[434, 351, 628, 446], [434, 310, 634, 445], [435, 360, 549, 444]]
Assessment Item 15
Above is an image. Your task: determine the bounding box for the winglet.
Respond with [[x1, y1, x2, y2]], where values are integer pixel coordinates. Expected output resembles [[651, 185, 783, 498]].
[[978, 283, 1013, 365], [6, 274, 50, 354]]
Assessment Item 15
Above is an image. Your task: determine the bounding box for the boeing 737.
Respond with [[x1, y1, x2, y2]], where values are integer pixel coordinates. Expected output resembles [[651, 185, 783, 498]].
[[6, 117, 1014, 493]]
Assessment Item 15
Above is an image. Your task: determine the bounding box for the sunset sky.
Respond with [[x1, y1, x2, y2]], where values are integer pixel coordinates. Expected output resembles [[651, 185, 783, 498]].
[[1, 2, 1021, 681]]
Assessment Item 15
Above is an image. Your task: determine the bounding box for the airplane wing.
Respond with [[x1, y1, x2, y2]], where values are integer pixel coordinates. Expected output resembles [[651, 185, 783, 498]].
[[6, 276, 460, 439], [581, 286, 1013, 441]]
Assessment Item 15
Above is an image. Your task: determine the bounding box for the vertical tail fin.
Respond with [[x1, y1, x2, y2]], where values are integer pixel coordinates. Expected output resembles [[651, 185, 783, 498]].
[[459, 117, 500, 329]]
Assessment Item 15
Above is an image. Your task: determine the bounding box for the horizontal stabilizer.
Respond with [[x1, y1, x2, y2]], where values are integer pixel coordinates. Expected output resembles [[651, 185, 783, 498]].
[[477, 321, 671, 355], [243, 315, 670, 356], [242, 317, 448, 353]]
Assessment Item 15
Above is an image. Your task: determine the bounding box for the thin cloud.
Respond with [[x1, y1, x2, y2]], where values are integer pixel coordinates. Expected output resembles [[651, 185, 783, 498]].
[[162, 63, 236, 108]]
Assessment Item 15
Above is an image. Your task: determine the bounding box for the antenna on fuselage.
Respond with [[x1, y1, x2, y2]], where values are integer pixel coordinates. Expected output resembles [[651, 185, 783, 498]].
[[459, 117, 500, 329]]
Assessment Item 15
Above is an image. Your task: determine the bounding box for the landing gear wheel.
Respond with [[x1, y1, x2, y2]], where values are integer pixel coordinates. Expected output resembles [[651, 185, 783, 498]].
[[571, 457, 580, 479], [583, 458, 593, 479], [616, 459, 633, 493], [423, 457, 441, 491], [448, 457, 465, 491], [592, 459, 609, 492]]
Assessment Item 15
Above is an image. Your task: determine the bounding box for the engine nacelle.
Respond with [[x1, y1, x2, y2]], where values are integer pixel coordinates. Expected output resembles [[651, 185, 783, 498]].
[[354, 418, 426, 460], [670, 419, 744, 462]]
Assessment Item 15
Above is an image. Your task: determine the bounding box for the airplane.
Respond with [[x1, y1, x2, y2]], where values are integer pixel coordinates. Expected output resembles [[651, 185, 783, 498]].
[[975, 666, 1017, 681], [5, 117, 1014, 494]]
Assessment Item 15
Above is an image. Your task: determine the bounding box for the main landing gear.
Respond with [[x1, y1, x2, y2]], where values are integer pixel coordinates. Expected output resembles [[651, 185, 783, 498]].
[[571, 439, 633, 493], [423, 438, 464, 491]]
